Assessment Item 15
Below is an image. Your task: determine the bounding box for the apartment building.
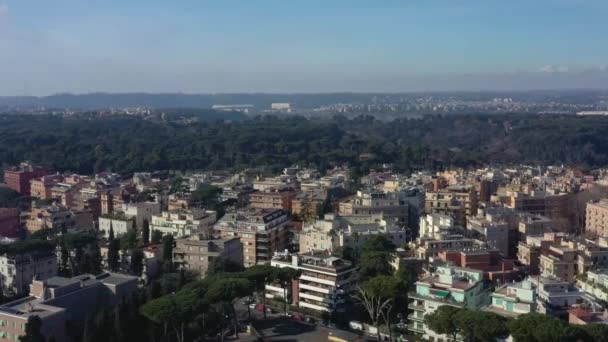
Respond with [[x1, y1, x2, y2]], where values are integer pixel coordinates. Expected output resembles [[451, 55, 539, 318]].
[[249, 189, 296, 212], [173, 234, 243, 277], [0, 272, 137, 341], [121, 201, 161, 230], [267, 251, 355, 313], [467, 214, 510, 257], [425, 184, 478, 218], [20, 205, 76, 234], [214, 208, 290, 267], [151, 208, 217, 238], [482, 279, 537, 318], [586, 199, 608, 236], [0, 250, 57, 297], [98, 213, 134, 238], [415, 236, 485, 260], [419, 214, 458, 240], [408, 264, 489, 339], [3, 163, 48, 195], [437, 248, 517, 282], [338, 189, 409, 225], [531, 276, 592, 318], [538, 237, 608, 283], [291, 191, 326, 219], [29, 174, 63, 200], [577, 268, 608, 301]]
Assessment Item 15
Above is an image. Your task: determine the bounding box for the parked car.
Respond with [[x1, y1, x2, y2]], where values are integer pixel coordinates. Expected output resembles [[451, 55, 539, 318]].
[[249, 303, 257, 309]]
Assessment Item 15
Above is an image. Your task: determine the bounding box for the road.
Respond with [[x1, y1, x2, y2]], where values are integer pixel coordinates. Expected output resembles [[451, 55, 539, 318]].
[[233, 297, 366, 342]]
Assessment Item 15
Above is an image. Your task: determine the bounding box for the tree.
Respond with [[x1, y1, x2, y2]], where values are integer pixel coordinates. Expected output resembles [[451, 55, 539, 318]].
[[507, 313, 583, 342], [203, 278, 252, 341], [142, 219, 150, 245], [107, 227, 120, 272], [353, 275, 400, 341], [359, 235, 396, 279], [208, 257, 245, 275], [242, 265, 275, 320], [455, 309, 508, 342], [151, 230, 163, 244], [130, 249, 145, 276], [19, 316, 45, 342], [424, 305, 461, 342], [582, 323, 608, 342], [120, 228, 138, 251]]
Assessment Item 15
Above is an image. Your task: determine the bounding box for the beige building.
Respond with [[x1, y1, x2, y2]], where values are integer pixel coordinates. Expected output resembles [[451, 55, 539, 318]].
[[151, 208, 217, 238], [586, 199, 608, 236], [214, 208, 290, 267], [173, 234, 243, 277], [249, 190, 295, 212], [21, 205, 76, 234], [425, 184, 478, 227], [30, 175, 63, 200], [0, 250, 58, 297], [338, 189, 409, 225]]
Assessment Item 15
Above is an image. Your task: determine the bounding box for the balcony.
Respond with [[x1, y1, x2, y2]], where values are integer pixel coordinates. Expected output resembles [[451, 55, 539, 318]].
[[408, 301, 425, 311], [299, 292, 334, 304], [407, 312, 424, 322], [300, 275, 336, 286], [408, 323, 425, 334], [299, 283, 331, 294]]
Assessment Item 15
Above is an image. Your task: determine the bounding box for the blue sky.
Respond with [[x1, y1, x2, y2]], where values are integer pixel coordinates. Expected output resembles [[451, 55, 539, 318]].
[[0, 0, 607, 95]]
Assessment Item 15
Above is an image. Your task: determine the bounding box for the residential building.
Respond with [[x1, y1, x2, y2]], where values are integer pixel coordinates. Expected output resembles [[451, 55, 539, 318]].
[[173, 234, 243, 277], [0, 250, 57, 297], [437, 248, 517, 282], [29, 175, 63, 200], [532, 276, 594, 318], [482, 279, 537, 318], [467, 214, 510, 257], [50, 183, 77, 208], [20, 205, 76, 234], [0, 272, 137, 341], [0, 208, 20, 239], [3, 163, 48, 195], [151, 208, 217, 238], [569, 307, 608, 325], [249, 189, 296, 212], [338, 189, 409, 225], [415, 236, 486, 260], [291, 191, 326, 219], [408, 264, 489, 339], [121, 201, 161, 230], [419, 214, 458, 240], [425, 184, 478, 226], [98, 213, 134, 238], [214, 208, 290, 267], [267, 251, 355, 313], [577, 268, 608, 301], [586, 199, 608, 236]]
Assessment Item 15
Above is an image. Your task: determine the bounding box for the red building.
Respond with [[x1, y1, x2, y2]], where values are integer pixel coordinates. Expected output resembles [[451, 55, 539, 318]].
[[438, 248, 518, 282], [0, 208, 21, 238], [3, 163, 48, 195]]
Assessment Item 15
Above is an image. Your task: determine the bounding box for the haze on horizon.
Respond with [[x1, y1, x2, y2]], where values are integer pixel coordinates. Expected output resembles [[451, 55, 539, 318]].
[[1, 0, 607, 96]]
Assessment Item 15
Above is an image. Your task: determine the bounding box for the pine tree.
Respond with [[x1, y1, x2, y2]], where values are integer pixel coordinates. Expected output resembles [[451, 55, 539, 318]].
[[107, 224, 120, 271], [142, 219, 150, 245]]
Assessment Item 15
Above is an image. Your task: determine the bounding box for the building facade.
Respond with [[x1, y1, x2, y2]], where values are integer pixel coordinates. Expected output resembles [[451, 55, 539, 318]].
[[215, 209, 291, 267], [173, 234, 243, 277]]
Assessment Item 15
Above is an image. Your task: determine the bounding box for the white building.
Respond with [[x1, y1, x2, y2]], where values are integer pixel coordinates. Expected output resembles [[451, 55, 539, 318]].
[[99, 213, 134, 238], [0, 251, 58, 297], [150, 208, 217, 238], [121, 201, 161, 230], [267, 251, 356, 313], [408, 264, 489, 340]]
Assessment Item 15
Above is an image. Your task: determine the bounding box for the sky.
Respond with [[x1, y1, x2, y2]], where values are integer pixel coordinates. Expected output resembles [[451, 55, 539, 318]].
[[0, 0, 608, 95]]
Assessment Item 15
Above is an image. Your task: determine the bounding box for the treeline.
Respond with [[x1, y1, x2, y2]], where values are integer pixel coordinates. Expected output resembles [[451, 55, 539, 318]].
[[426, 305, 608, 342], [1, 113, 608, 175]]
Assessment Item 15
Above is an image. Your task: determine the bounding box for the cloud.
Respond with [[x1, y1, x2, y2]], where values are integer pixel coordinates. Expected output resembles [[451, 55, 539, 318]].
[[539, 65, 569, 73]]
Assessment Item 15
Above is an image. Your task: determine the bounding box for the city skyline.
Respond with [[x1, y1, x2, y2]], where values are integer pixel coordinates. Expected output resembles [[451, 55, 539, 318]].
[[1, 0, 608, 95]]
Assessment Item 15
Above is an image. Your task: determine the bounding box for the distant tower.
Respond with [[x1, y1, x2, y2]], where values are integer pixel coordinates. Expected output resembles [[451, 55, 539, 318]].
[[100, 191, 114, 215]]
